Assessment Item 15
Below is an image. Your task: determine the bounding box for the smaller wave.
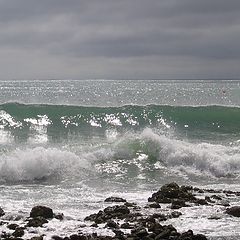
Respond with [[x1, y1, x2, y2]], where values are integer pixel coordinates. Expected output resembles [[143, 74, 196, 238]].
[[138, 128, 240, 178], [0, 147, 91, 182]]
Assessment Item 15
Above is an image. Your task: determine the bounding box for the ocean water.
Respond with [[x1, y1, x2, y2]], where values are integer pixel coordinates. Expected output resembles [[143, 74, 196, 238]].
[[0, 79, 240, 239]]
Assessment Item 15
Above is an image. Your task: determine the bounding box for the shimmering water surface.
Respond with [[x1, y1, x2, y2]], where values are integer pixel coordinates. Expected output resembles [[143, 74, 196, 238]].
[[0, 79, 240, 239]]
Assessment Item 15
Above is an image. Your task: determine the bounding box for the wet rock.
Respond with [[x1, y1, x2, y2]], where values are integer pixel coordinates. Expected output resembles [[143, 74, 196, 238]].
[[194, 198, 208, 205], [148, 182, 195, 203], [105, 220, 119, 229], [171, 211, 182, 218], [226, 206, 240, 217], [0, 207, 5, 217], [171, 199, 187, 209], [211, 195, 222, 200], [192, 234, 208, 240], [7, 223, 19, 230], [218, 200, 230, 207], [69, 234, 82, 240], [27, 216, 48, 227], [120, 222, 134, 229], [104, 197, 126, 203], [30, 237, 43, 240], [85, 205, 130, 223], [52, 236, 64, 240], [145, 202, 161, 208], [124, 202, 137, 208], [30, 205, 54, 219], [131, 227, 149, 238], [12, 227, 25, 238]]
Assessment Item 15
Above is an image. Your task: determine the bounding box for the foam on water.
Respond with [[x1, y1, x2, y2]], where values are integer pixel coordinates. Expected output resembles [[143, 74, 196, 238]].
[[0, 147, 91, 182], [0, 128, 240, 183]]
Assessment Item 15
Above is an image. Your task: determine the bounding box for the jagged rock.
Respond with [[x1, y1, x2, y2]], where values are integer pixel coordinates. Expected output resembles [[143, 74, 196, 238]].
[[12, 227, 25, 238], [0, 207, 5, 217], [85, 205, 130, 223], [148, 182, 196, 203], [30, 206, 53, 219], [226, 206, 240, 217], [105, 220, 119, 229], [104, 197, 126, 203], [7, 223, 19, 230], [27, 216, 48, 227]]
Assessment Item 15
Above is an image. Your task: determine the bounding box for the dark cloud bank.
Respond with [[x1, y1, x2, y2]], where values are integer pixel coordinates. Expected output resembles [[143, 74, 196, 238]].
[[0, 0, 239, 79]]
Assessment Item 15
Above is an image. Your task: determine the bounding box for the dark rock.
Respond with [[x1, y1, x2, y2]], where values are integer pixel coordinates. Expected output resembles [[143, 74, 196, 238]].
[[30, 206, 53, 219], [211, 195, 222, 200], [12, 227, 25, 238], [171, 199, 187, 209], [180, 230, 193, 239], [7, 223, 19, 230], [226, 206, 240, 217], [124, 202, 137, 207], [85, 205, 130, 223], [194, 199, 208, 205], [171, 211, 182, 218], [150, 213, 167, 221], [27, 216, 48, 227], [148, 182, 195, 203], [52, 236, 63, 240], [205, 196, 215, 203], [104, 197, 126, 203], [0, 207, 5, 217], [218, 200, 230, 207], [192, 234, 208, 240], [30, 237, 43, 240], [120, 222, 134, 229], [54, 213, 64, 220], [105, 220, 119, 229], [145, 203, 161, 208], [70, 234, 82, 240], [131, 227, 149, 238]]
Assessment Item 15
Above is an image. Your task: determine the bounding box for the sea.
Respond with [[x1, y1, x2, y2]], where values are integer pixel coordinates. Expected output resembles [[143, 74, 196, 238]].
[[0, 79, 240, 239]]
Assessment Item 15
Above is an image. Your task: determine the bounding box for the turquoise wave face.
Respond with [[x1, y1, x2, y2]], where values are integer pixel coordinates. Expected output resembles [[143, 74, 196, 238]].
[[0, 102, 240, 143]]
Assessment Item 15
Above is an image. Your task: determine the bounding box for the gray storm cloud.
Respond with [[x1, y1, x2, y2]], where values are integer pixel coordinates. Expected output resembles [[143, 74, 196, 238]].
[[0, 0, 239, 79]]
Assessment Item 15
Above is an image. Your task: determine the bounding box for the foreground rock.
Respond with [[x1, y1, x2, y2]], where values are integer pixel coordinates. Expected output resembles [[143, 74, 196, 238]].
[[30, 206, 54, 219], [148, 182, 196, 204], [85, 205, 130, 223], [226, 206, 240, 217]]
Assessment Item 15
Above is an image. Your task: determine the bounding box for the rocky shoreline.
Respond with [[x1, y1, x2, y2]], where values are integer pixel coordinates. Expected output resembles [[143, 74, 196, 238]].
[[1, 182, 240, 240]]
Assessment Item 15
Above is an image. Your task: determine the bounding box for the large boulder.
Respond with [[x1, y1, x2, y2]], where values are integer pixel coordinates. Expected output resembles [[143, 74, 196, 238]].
[[226, 206, 240, 217], [30, 206, 53, 219], [148, 182, 196, 204]]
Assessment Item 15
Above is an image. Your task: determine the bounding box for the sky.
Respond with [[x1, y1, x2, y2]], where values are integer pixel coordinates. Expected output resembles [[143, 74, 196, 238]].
[[0, 0, 240, 80]]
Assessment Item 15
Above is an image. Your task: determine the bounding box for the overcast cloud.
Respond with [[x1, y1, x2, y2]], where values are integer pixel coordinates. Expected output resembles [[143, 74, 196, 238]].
[[0, 0, 239, 79]]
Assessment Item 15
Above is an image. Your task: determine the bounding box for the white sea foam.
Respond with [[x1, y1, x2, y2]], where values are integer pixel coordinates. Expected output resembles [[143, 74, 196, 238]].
[[0, 147, 91, 182], [139, 128, 240, 178]]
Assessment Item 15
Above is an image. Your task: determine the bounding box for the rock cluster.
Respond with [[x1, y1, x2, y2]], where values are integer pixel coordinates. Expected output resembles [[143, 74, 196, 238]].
[[1, 182, 240, 240]]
